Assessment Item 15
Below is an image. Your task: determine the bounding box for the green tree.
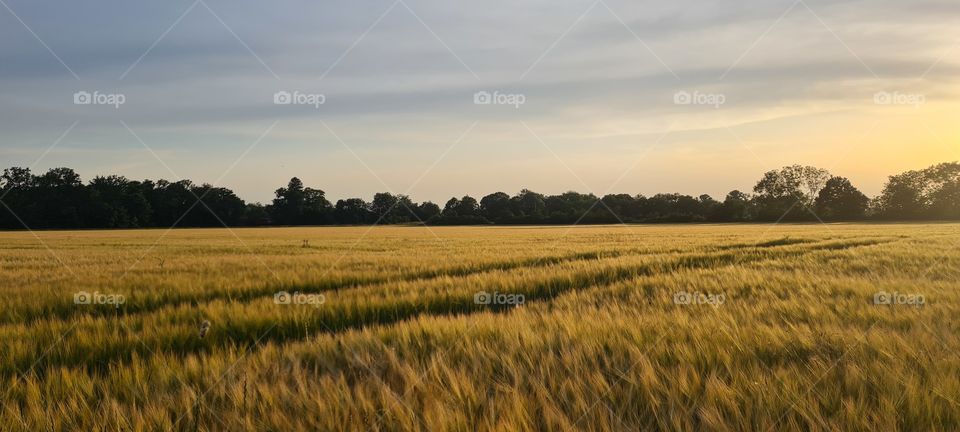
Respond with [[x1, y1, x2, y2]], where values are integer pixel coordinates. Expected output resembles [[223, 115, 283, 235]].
[[510, 189, 546, 221], [545, 191, 597, 223], [192, 184, 246, 226], [271, 177, 306, 225], [480, 192, 513, 222], [334, 198, 372, 224], [874, 163, 960, 219], [599, 194, 637, 223], [926, 162, 960, 219], [87, 175, 152, 227], [301, 187, 333, 224], [929, 180, 960, 219], [454, 196, 480, 217], [815, 177, 869, 220], [712, 190, 753, 221], [414, 201, 441, 222], [371, 192, 415, 223], [35, 167, 86, 228], [442, 197, 461, 216], [753, 165, 831, 220]]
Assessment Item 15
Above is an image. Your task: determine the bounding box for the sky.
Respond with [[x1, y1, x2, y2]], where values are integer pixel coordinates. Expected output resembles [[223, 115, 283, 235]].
[[1, 0, 958, 204]]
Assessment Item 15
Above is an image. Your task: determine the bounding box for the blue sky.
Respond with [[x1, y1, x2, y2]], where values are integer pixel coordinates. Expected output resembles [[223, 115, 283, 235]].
[[1, 0, 958, 203]]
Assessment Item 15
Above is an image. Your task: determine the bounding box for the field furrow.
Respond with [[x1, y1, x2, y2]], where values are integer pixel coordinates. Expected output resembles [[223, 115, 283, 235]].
[[0, 237, 897, 376]]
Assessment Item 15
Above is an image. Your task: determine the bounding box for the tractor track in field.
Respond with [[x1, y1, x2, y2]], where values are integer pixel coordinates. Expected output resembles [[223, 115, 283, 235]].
[[1, 240, 784, 325], [3, 236, 895, 326], [0, 237, 900, 377], [2, 248, 651, 324]]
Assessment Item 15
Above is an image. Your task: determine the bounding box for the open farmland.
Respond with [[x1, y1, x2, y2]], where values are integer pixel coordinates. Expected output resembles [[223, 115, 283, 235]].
[[0, 223, 958, 431]]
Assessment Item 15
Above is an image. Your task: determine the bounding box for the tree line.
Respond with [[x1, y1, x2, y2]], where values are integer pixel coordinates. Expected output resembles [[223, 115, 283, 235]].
[[0, 162, 958, 230]]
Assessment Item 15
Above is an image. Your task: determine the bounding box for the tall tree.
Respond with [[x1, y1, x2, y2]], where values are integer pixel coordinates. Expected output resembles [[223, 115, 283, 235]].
[[0, 167, 37, 229], [413, 201, 441, 222], [510, 189, 546, 221], [442, 197, 461, 216], [191, 184, 246, 226], [480, 192, 513, 222], [271, 177, 306, 225], [712, 190, 753, 222], [925, 162, 960, 219], [87, 175, 152, 228], [598, 194, 637, 223], [753, 165, 831, 220], [929, 180, 960, 219], [545, 191, 597, 223], [815, 177, 869, 220], [301, 187, 333, 224], [146, 179, 195, 227], [334, 198, 372, 224], [35, 167, 86, 228], [371, 192, 415, 223]]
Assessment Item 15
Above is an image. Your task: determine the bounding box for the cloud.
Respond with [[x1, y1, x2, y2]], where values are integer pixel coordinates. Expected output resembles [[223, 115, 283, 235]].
[[0, 0, 958, 202]]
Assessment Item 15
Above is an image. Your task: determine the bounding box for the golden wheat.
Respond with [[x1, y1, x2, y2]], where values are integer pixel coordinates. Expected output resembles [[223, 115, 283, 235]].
[[0, 223, 957, 431]]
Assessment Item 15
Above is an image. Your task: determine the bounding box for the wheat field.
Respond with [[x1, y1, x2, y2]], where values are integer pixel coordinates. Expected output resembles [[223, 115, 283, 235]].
[[0, 223, 957, 431]]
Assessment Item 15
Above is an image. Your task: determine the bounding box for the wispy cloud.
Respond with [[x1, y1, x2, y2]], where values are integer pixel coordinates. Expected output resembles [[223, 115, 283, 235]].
[[1, 0, 957, 202]]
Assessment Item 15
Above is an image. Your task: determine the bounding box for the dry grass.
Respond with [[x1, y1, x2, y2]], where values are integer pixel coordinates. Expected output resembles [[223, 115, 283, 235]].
[[0, 223, 958, 431]]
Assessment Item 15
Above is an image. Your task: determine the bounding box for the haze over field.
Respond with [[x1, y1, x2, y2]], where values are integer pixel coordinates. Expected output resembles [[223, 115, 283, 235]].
[[1, 0, 958, 203]]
